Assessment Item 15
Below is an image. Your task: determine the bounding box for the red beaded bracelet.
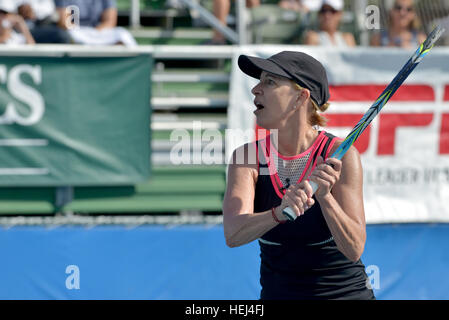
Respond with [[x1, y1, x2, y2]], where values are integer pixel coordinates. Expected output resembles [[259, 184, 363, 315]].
[[271, 207, 286, 224]]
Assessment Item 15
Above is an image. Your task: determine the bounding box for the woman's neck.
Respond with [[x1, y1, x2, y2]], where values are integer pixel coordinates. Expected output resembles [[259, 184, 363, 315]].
[[272, 126, 319, 156]]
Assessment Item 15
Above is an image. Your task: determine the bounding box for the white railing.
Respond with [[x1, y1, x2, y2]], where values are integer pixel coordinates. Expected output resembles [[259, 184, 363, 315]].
[[0, 44, 234, 58]]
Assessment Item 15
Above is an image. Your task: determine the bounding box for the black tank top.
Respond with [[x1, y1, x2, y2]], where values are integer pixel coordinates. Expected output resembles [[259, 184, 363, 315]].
[[254, 131, 375, 300]]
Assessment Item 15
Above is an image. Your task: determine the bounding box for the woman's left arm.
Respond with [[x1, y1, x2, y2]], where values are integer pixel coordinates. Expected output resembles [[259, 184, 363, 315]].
[[309, 144, 366, 262]]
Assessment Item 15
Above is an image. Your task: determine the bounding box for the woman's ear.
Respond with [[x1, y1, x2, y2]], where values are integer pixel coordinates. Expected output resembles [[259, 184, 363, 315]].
[[297, 87, 310, 104]]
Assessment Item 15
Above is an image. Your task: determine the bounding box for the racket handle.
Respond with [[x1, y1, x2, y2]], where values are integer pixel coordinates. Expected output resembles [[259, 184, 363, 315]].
[[282, 180, 318, 221]]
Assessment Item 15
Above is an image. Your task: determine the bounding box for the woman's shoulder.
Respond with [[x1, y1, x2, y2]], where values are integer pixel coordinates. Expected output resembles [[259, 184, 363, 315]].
[[227, 141, 259, 186], [326, 134, 361, 164], [228, 140, 259, 168]]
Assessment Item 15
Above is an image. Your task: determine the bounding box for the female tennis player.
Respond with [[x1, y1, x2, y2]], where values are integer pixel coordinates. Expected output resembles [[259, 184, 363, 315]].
[[222, 51, 375, 300]]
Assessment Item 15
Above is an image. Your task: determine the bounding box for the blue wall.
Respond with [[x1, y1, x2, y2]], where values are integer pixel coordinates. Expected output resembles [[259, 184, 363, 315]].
[[0, 224, 448, 299]]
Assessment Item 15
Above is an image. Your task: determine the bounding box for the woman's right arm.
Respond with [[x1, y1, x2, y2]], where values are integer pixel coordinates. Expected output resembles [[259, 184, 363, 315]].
[[222, 144, 283, 248]]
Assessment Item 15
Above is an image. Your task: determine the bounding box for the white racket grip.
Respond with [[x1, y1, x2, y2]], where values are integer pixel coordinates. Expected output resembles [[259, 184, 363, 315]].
[[282, 180, 318, 221], [309, 180, 319, 193]]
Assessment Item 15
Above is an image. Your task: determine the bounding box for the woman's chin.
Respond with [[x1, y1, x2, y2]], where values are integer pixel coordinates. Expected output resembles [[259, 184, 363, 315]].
[[255, 120, 276, 131], [255, 118, 266, 128]]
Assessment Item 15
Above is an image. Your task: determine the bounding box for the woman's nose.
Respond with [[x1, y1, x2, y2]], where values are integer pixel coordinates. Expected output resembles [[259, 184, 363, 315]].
[[251, 82, 262, 95]]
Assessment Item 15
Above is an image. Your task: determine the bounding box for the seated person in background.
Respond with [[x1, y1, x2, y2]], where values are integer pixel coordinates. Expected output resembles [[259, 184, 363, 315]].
[[0, 0, 35, 44], [370, 0, 426, 48], [55, 0, 137, 46], [207, 0, 260, 45], [278, 0, 320, 13], [303, 0, 356, 47], [17, 0, 71, 43]]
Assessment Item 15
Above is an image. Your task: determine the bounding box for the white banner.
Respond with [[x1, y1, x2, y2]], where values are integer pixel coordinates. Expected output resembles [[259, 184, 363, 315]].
[[228, 45, 449, 223]]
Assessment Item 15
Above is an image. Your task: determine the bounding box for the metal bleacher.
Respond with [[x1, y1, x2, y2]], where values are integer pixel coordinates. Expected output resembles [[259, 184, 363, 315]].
[[117, 0, 216, 45]]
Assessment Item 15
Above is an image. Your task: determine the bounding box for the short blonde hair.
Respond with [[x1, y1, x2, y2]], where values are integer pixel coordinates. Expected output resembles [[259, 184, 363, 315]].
[[294, 83, 329, 127]]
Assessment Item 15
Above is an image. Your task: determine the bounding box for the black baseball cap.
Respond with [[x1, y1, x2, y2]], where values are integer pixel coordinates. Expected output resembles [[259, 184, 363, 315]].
[[238, 51, 330, 106]]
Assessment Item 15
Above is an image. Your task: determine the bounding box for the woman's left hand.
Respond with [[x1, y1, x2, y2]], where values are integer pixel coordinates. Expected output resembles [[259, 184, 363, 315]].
[[309, 156, 342, 199]]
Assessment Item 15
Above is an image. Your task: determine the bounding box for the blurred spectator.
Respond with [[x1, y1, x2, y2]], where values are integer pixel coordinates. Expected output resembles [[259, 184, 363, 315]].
[[0, 0, 35, 44], [18, 0, 55, 22], [55, 0, 137, 46], [303, 0, 356, 47], [278, 0, 320, 13], [206, 0, 323, 45], [207, 0, 260, 45], [17, 0, 71, 43], [370, 0, 426, 48]]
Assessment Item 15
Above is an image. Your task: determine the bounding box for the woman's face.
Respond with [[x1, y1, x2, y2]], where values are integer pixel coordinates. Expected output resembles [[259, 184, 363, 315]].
[[251, 71, 299, 129], [390, 0, 416, 29], [318, 5, 342, 33]]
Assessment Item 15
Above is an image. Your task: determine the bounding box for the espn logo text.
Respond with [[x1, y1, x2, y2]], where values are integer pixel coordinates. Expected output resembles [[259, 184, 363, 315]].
[[325, 84, 449, 155], [326, 112, 449, 155]]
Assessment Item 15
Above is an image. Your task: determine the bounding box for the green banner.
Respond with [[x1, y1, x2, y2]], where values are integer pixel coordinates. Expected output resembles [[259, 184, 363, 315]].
[[0, 54, 151, 186]]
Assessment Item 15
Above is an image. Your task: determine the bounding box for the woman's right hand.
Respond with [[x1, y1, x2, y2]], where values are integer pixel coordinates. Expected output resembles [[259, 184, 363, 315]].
[[280, 180, 315, 218]]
